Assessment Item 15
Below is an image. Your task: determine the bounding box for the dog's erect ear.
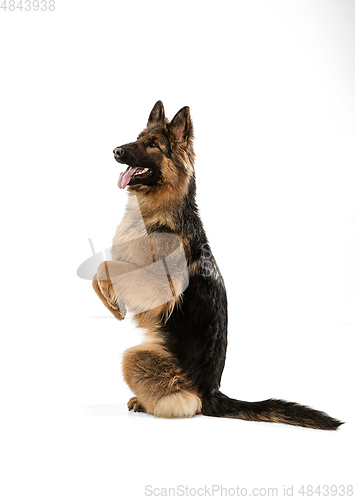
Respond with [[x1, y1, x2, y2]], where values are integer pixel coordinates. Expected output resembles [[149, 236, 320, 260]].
[[147, 100, 165, 127], [165, 106, 193, 146]]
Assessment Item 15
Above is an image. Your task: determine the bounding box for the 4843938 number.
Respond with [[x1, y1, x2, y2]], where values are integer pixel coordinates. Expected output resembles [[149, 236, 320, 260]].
[[298, 485, 353, 496], [1, 0, 55, 10]]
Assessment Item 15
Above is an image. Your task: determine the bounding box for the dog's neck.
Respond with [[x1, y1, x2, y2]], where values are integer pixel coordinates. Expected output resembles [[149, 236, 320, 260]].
[[127, 174, 197, 233]]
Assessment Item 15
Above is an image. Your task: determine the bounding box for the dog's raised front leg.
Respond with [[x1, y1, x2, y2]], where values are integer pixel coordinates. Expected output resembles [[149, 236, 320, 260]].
[[92, 261, 127, 320], [93, 259, 175, 318]]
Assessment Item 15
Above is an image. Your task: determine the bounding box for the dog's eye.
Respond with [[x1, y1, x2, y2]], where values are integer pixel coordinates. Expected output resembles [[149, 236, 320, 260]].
[[149, 140, 158, 148]]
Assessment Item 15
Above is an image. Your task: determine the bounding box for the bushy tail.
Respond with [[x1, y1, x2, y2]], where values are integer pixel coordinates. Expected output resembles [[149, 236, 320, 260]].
[[201, 391, 343, 430]]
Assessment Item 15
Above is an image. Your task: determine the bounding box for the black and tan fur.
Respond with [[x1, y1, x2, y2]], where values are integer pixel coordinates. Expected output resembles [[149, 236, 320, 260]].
[[93, 101, 343, 429]]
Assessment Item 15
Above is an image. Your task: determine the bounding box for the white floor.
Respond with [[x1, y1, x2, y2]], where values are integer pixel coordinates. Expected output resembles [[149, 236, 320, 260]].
[[2, 299, 353, 500]]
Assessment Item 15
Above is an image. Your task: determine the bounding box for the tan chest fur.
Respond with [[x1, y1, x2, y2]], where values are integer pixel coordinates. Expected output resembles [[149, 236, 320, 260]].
[[110, 193, 154, 267]]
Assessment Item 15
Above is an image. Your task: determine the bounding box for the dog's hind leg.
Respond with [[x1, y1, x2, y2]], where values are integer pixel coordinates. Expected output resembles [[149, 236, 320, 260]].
[[127, 396, 146, 413], [122, 343, 201, 419]]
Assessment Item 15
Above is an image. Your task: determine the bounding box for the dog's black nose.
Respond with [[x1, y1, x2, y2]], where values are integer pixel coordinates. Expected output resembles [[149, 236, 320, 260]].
[[113, 147, 124, 156]]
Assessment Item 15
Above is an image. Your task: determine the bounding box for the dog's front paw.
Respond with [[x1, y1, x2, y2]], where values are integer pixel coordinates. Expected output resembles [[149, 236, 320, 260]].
[[92, 262, 126, 320]]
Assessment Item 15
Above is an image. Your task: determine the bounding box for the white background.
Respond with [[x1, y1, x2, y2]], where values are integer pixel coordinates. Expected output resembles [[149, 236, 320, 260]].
[[1, 1, 354, 498]]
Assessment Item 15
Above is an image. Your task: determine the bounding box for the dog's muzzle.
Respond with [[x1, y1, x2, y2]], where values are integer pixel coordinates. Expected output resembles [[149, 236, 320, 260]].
[[113, 147, 124, 160]]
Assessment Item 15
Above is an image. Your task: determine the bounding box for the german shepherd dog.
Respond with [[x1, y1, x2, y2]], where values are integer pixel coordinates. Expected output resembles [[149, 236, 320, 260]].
[[93, 101, 343, 430]]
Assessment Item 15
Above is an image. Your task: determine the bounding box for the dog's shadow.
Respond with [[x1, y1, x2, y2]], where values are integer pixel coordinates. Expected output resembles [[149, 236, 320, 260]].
[[83, 402, 206, 421], [84, 402, 152, 418]]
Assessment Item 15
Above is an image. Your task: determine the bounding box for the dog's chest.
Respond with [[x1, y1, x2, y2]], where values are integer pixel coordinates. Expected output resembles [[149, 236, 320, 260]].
[[111, 196, 153, 267]]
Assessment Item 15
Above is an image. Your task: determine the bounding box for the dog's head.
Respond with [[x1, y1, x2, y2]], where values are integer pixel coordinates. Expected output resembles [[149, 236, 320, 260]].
[[114, 101, 195, 192]]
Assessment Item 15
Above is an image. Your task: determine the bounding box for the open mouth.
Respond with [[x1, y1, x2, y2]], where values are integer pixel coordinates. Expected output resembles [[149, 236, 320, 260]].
[[118, 166, 153, 189]]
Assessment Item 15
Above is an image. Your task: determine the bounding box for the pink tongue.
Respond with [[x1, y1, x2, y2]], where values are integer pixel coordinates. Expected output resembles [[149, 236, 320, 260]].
[[118, 166, 139, 189]]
